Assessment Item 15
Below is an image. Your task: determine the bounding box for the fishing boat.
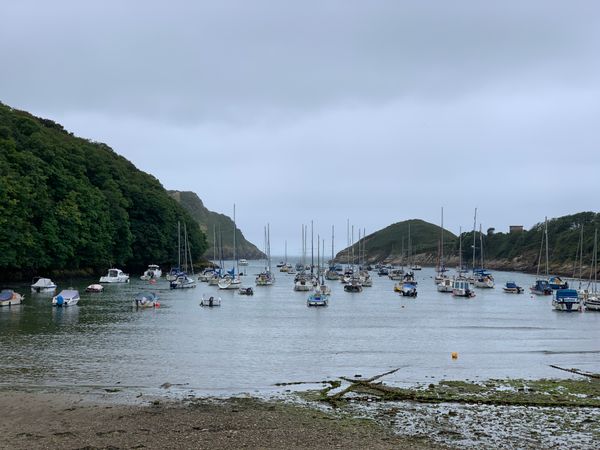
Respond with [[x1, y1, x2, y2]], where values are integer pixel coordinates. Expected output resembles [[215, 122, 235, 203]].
[[140, 264, 162, 280], [100, 268, 129, 283], [0, 289, 24, 307], [552, 289, 581, 312], [307, 291, 328, 306], [400, 283, 417, 297], [85, 284, 104, 293], [52, 289, 80, 307], [30, 277, 57, 293], [133, 292, 160, 308], [452, 279, 475, 298], [200, 295, 221, 307], [503, 282, 524, 294]]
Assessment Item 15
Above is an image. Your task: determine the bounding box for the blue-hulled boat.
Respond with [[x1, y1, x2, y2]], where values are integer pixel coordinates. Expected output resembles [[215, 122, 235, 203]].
[[530, 279, 552, 295], [548, 276, 569, 290], [307, 291, 328, 306], [503, 281, 524, 294], [552, 289, 581, 312]]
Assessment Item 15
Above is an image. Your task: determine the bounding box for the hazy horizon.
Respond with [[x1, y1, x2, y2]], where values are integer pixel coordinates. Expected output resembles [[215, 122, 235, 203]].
[[2, 1, 599, 255]]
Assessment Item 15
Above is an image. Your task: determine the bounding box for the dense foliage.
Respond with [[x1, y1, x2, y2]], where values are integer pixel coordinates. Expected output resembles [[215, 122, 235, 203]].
[[169, 191, 265, 260], [0, 102, 206, 277], [456, 212, 600, 268]]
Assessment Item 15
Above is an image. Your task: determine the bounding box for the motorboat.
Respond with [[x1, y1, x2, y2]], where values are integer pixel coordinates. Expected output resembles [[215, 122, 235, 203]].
[[411, 265, 422, 271], [452, 280, 475, 298], [503, 282, 524, 294], [239, 287, 254, 295], [293, 275, 312, 291], [85, 284, 104, 293], [0, 289, 24, 307], [170, 272, 197, 289], [552, 289, 581, 312], [548, 276, 569, 290], [239, 259, 249, 266], [388, 269, 404, 280], [437, 278, 454, 293], [400, 283, 417, 297], [99, 268, 129, 283], [530, 279, 552, 295], [473, 270, 495, 288], [30, 277, 57, 293], [343, 278, 363, 293], [200, 295, 221, 307], [140, 264, 162, 280], [133, 292, 160, 308], [402, 271, 417, 286], [52, 289, 80, 307], [377, 267, 389, 277], [307, 291, 328, 307]]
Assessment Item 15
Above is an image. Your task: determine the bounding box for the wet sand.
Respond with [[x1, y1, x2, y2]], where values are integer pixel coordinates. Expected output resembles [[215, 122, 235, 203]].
[[0, 390, 441, 449]]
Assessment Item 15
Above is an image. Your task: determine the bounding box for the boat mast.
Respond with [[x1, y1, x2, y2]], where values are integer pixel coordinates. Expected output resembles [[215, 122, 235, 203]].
[[331, 225, 335, 267], [178, 221, 181, 270], [479, 224, 484, 270], [311, 220, 314, 276], [440, 207, 444, 273], [267, 223, 271, 273], [233, 204, 237, 275], [544, 216, 549, 277], [185, 223, 194, 275], [459, 226, 463, 273], [472, 208, 477, 272]]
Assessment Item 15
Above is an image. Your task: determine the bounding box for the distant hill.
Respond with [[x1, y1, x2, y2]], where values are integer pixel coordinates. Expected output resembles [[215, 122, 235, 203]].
[[0, 102, 206, 279], [336, 219, 457, 265], [168, 191, 265, 260]]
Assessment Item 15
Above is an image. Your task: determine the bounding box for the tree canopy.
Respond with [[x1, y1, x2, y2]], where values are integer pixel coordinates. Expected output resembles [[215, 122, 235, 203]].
[[0, 102, 206, 277]]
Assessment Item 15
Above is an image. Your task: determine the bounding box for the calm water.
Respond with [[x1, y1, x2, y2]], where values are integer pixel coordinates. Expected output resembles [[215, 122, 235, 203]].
[[1, 261, 599, 396]]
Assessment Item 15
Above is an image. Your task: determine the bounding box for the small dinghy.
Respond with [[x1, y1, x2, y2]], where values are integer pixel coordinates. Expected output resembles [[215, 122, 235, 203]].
[[0, 289, 24, 307], [85, 284, 104, 293], [503, 281, 524, 294], [133, 292, 159, 308], [200, 295, 221, 307], [239, 287, 254, 295], [52, 289, 80, 307]]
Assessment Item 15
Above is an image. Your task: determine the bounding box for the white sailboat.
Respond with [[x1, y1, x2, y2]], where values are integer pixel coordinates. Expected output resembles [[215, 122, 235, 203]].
[[219, 204, 242, 290], [256, 224, 275, 286], [170, 221, 197, 289]]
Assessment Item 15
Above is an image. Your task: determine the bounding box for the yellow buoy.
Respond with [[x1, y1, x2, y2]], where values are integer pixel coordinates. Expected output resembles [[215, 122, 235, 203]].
[[451, 352, 458, 360]]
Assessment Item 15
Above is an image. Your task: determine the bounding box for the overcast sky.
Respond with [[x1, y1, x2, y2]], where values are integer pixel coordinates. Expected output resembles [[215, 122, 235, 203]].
[[2, 1, 599, 255]]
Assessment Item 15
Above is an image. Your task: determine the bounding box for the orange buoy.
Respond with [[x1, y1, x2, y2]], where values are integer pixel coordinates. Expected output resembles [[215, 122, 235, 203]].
[[451, 352, 458, 360]]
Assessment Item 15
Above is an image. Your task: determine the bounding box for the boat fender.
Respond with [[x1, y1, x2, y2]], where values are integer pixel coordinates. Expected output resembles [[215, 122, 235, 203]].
[[56, 295, 64, 306]]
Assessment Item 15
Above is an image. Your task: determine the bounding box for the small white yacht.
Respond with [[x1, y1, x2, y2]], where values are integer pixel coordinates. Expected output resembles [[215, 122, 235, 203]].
[[140, 264, 162, 280], [99, 268, 129, 283], [52, 289, 80, 307], [30, 277, 57, 293], [0, 289, 24, 307], [239, 259, 248, 266]]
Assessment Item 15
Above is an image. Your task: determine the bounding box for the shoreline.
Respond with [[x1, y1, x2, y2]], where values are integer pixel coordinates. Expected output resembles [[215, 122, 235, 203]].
[[0, 389, 441, 450]]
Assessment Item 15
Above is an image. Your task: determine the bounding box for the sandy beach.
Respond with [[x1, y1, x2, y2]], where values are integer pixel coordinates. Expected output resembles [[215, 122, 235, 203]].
[[0, 390, 441, 449]]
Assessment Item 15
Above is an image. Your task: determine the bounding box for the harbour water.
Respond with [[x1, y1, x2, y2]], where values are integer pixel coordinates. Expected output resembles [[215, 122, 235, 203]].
[[1, 261, 599, 397]]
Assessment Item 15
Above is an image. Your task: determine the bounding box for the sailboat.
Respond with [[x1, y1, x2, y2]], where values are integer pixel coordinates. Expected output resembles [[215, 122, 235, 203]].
[[256, 224, 275, 286], [435, 207, 449, 284], [219, 204, 242, 290], [308, 235, 331, 306], [170, 221, 197, 289], [582, 229, 600, 311], [473, 224, 494, 288], [530, 217, 552, 295]]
